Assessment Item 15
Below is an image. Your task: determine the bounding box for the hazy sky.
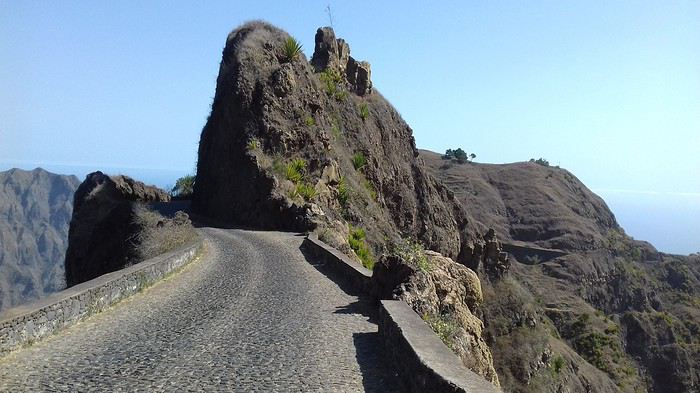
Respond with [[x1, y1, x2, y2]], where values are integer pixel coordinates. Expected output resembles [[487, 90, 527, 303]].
[[2, 1, 698, 193]]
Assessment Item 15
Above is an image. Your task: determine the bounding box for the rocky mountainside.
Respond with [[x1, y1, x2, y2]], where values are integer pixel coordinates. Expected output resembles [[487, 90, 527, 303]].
[[192, 23, 483, 264], [65, 172, 194, 287], [420, 150, 700, 393], [192, 22, 499, 385], [190, 21, 698, 392], [0, 168, 80, 312]]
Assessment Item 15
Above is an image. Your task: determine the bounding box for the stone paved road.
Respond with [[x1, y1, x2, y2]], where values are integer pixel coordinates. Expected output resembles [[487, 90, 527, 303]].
[[0, 228, 400, 392]]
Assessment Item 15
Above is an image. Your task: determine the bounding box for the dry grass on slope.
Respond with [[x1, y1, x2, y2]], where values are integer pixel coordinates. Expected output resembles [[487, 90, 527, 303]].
[[132, 204, 198, 262]]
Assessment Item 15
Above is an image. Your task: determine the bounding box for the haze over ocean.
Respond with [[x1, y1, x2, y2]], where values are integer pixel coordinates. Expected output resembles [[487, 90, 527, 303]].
[[595, 189, 699, 256]]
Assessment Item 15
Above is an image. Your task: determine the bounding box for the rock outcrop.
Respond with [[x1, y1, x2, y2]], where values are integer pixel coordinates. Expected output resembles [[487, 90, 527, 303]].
[[192, 21, 495, 384], [0, 168, 80, 311], [374, 251, 500, 385], [64, 172, 171, 286], [192, 22, 480, 263], [310, 27, 372, 96]]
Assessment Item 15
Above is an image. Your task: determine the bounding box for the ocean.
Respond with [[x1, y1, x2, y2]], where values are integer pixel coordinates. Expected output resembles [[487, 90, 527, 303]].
[[595, 189, 699, 256]]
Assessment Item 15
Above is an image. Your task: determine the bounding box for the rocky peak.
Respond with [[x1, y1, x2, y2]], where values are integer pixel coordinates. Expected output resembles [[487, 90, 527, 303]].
[[65, 172, 171, 286], [311, 27, 372, 96]]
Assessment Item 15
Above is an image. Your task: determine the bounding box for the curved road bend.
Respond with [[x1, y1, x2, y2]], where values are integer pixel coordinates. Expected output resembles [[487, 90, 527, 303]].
[[0, 227, 399, 392]]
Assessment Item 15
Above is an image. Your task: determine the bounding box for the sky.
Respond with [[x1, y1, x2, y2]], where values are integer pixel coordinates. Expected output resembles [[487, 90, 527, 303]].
[[1, 1, 698, 253]]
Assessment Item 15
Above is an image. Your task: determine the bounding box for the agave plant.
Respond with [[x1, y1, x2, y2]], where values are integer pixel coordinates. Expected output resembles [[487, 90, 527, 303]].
[[282, 36, 303, 62]]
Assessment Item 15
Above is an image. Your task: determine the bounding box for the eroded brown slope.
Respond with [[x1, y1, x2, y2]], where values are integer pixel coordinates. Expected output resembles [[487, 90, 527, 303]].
[[419, 149, 619, 251], [421, 149, 700, 393]]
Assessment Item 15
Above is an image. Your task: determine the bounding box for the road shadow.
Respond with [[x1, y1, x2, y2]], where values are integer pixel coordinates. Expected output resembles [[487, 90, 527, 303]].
[[298, 244, 363, 297], [353, 332, 401, 393], [334, 299, 378, 324]]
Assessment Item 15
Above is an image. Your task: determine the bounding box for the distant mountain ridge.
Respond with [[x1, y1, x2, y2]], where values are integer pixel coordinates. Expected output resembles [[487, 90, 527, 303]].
[[419, 149, 700, 393], [0, 168, 80, 312]]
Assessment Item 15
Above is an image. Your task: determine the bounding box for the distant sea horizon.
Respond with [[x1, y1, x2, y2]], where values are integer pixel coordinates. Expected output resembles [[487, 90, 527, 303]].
[[2, 162, 697, 256]]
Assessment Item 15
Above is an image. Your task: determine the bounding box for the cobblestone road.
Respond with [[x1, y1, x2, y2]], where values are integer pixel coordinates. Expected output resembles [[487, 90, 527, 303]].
[[0, 228, 399, 392]]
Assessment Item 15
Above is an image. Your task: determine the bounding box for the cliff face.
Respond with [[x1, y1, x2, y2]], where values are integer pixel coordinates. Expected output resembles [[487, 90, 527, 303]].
[[192, 22, 480, 263], [64, 172, 172, 286], [0, 168, 80, 312], [421, 150, 700, 393], [192, 22, 498, 384]]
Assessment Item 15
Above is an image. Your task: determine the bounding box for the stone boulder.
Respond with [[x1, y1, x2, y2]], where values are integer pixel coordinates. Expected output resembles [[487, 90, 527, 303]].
[[64, 172, 170, 287], [373, 251, 500, 386], [346, 57, 372, 96]]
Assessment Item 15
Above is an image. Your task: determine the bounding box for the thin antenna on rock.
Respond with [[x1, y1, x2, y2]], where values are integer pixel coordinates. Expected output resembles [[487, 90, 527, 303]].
[[326, 5, 334, 28]]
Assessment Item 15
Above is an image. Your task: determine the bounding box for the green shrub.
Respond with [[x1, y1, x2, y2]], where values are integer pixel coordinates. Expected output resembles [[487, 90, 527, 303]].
[[530, 158, 550, 166], [337, 176, 350, 206], [423, 313, 458, 349], [444, 148, 475, 163], [294, 182, 317, 201], [247, 138, 260, 151], [319, 69, 347, 101], [392, 239, 430, 271], [551, 355, 566, 374], [349, 227, 374, 269], [171, 175, 195, 197], [282, 36, 303, 61], [363, 179, 377, 201], [334, 90, 348, 101], [285, 158, 306, 184], [352, 152, 367, 170], [358, 102, 369, 120], [304, 115, 315, 126], [286, 165, 303, 183]]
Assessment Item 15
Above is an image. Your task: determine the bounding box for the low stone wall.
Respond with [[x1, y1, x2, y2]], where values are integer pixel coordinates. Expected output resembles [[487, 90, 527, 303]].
[[304, 234, 501, 392], [379, 300, 501, 393], [0, 239, 204, 356], [302, 233, 372, 293]]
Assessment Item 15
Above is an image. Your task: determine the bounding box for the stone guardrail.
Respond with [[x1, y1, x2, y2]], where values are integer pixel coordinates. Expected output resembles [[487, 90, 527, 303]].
[[0, 239, 204, 357], [380, 300, 501, 393], [302, 233, 373, 294], [303, 233, 501, 393]]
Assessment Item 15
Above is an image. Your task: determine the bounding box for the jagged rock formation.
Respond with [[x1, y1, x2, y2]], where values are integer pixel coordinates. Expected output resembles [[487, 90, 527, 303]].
[[192, 21, 497, 384], [310, 27, 372, 96], [0, 168, 80, 312], [421, 150, 700, 393], [64, 172, 171, 286], [192, 22, 481, 262], [471, 228, 511, 280]]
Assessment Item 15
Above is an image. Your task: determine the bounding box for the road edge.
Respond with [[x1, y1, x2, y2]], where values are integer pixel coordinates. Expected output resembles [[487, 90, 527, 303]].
[[0, 238, 204, 357], [303, 234, 501, 393]]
